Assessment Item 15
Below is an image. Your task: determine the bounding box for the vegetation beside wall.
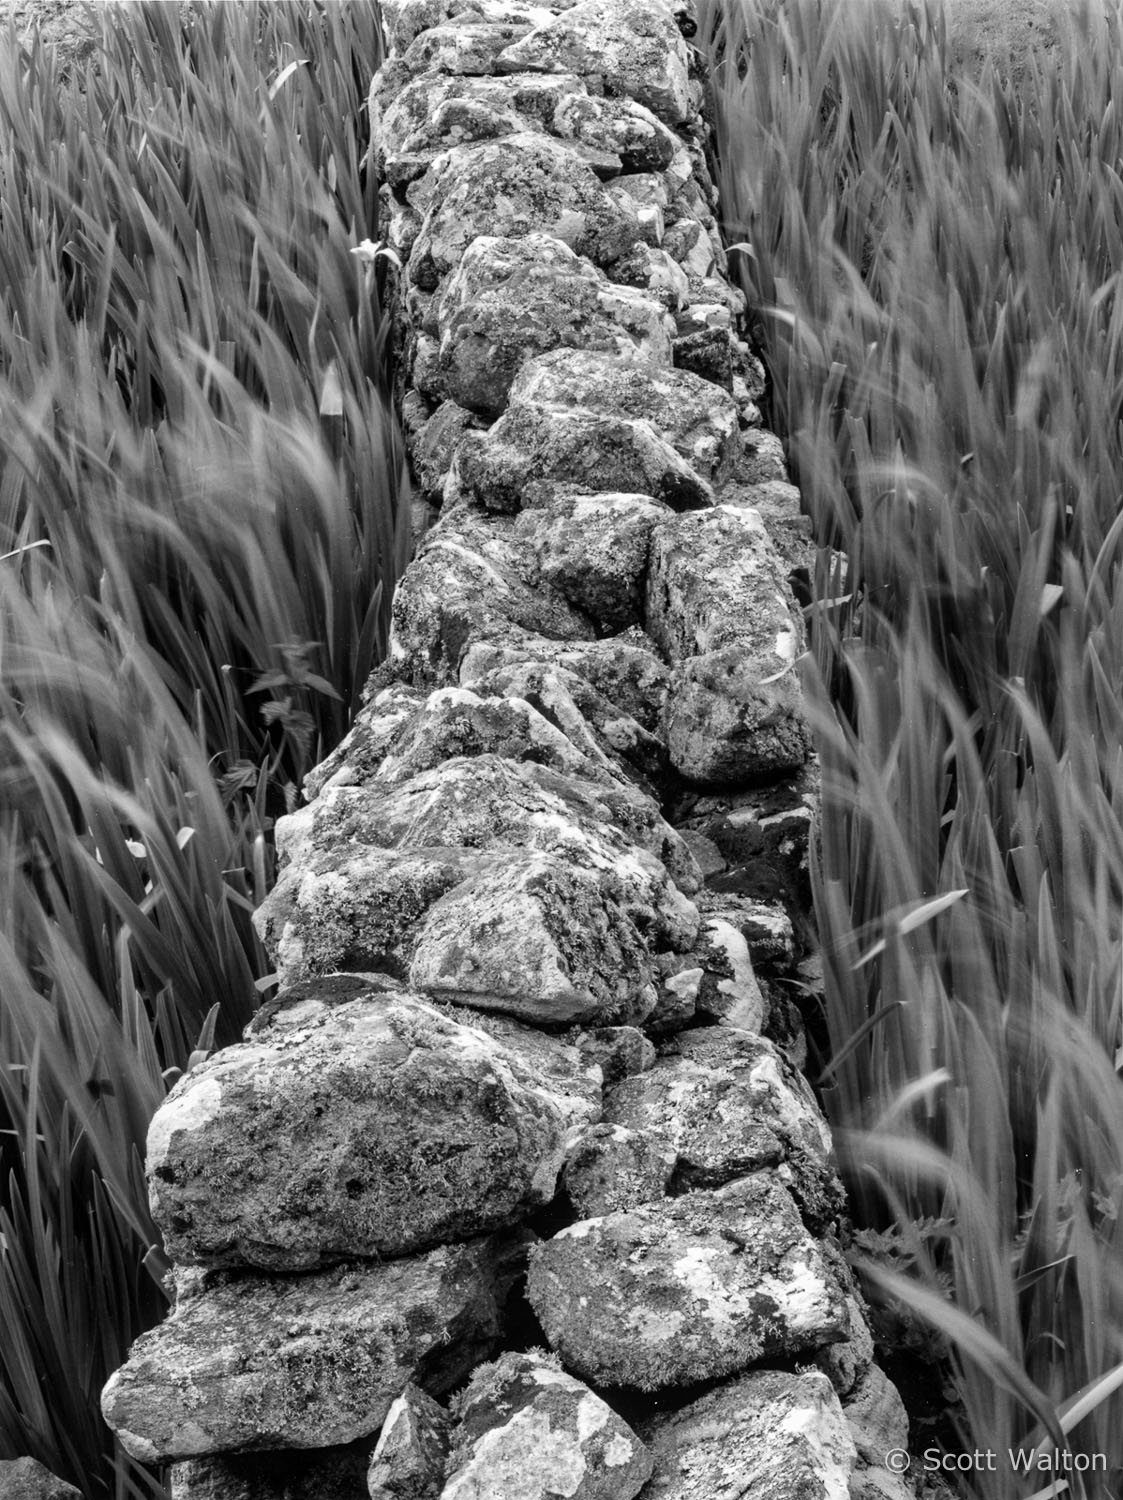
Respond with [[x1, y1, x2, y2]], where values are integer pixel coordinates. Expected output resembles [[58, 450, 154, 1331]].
[[704, 0, 1123, 1489], [0, 5, 406, 1495]]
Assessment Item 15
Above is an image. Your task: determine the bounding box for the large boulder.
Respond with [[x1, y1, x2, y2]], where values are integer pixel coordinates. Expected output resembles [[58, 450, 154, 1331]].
[[145, 988, 578, 1269], [440, 1352, 652, 1499], [101, 1241, 508, 1463], [637, 1369, 857, 1499], [526, 1173, 848, 1389]]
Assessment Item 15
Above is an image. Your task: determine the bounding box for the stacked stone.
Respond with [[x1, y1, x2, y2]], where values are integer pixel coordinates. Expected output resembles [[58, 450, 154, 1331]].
[[100, 3, 915, 1497]]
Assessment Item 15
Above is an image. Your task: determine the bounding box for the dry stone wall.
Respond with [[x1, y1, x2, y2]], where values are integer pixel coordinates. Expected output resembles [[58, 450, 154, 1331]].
[[100, 3, 917, 1497]]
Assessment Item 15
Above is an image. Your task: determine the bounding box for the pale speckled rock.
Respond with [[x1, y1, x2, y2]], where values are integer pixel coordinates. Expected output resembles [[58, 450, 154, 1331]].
[[367, 1383, 451, 1500], [380, 0, 575, 55], [637, 1369, 857, 1500], [720, 477, 814, 575], [399, 21, 540, 80], [410, 400, 488, 503], [695, 890, 798, 973], [665, 645, 810, 785], [432, 234, 673, 415], [407, 134, 642, 290], [451, 401, 713, 514], [388, 510, 595, 682], [0, 1459, 82, 1500], [144, 989, 574, 1268], [509, 349, 741, 485], [608, 241, 691, 311], [688, 916, 766, 1031], [461, 630, 670, 734], [516, 492, 670, 631], [647, 954, 700, 1034], [409, 851, 657, 1024], [169, 1441, 371, 1500], [605, 1027, 842, 1226], [562, 1121, 676, 1215], [443, 1352, 651, 1500], [526, 1174, 849, 1389], [304, 683, 425, 798], [496, 0, 692, 126], [551, 92, 679, 173], [101, 1243, 508, 1464]]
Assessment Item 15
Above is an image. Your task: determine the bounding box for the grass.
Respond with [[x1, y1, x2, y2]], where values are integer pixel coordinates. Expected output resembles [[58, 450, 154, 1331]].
[[704, 0, 1123, 1490], [0, 3, 408, 1495]]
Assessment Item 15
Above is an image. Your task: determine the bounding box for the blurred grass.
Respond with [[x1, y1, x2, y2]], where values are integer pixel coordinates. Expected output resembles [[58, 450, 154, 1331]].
[[704, 0, 1123, 1489], [0, 3, 408, 1495]]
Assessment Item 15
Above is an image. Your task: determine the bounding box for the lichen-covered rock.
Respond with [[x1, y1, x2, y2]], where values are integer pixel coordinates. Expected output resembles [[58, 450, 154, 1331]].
[[665, 646, 809, 787], [442, 1352, 651, 1500], [844, 1364, 909, 1472], [605, 1027, 842, 1225], [410, 400, 488, 502], [407, 134, 642, 289], [144, 989, 575, 1268], [695, 891, 797, 970], [433, 235, 673, 415], [0, 1459, 82, 1500], [169, 1440, 372, 1500], [409, 852, 657, 1024], [562, 1122, 676, 1215], [517, 492, 670, 631], [509, 350, 741, 483], [552, 92, 679, 172], [381, 0, 577, 56], [496, 0, 691, 126], [277, 755, 698, 952], [389, 510, 595, 682], [400, 21, 541, 80], [367, 1383, 451, 1500], [608, 241, 690, 311], [575, 1024, 654, 1082], [101, 1242, 506, 1463], [637, 1369, 857, 1500], [526, 1174, 849, 1389], [687, 916, 766, 1031], [451, 401, 713, 513]]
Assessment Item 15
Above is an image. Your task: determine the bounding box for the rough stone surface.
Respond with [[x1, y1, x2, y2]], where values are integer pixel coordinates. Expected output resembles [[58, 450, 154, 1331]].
[[441, 1351, 652, 1499], [144, 989, 575, 1268], [665, 645, 810, 785], [407, 134, 642, 289], [608, 1027, 842, 1225], [101, 1242, 506, 1463], [562, 1121, 676, 1215], [0, 1460, 82, 1500], [496, 0, 692, 126], [432, 235, 673, 415], [637, 1369, 857, 1500], [367, 1383, 451, 1500], [526, 1174, 849, 1389]]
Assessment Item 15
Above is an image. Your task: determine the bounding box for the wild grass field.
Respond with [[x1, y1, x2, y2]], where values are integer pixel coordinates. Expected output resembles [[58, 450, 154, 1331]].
[[0, 4, 407, 1495], [702, 0, 1123, 1491]]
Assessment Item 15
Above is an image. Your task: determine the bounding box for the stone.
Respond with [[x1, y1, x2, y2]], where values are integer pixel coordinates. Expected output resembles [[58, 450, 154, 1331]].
[[844, 1364, 909, 1469], [574, 1024, 654, 1082], [0, 1460, 82, 1500], [509, 350, 741, 484], [388, 509, 594, 682], [638, 1369, 857, 1500], [101, 1242, 506, 1464], [380, 0, 575, 55], [817, 1294, 876, 1399], [647, 955, 700, 1034], [443, 1352, 651, 1499], [517, 492, 670, 631], [275, 754, 699, 953], [496, 0, 692, 126], [551, 93, 679, 173], [527, 1174, 848, 1389], [689, 916, 767, 1031], [367, 1383, 451, 1500], [451, 401, 713, 513], [562, 1122, 676, 1215], [433, 234, 673, 415], [605, 1027, 842, 1225], [400, 21, 541, 79], [665, 645, 810, 786], [608, 242, 690, 311], [408, 852, 657, 1025], [144, 989, 574, 1268], [407, 134, 642, 289], [169, 1441, 372, 1500], [411, 400, 487, 502], [695, 890, 797, 970]]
